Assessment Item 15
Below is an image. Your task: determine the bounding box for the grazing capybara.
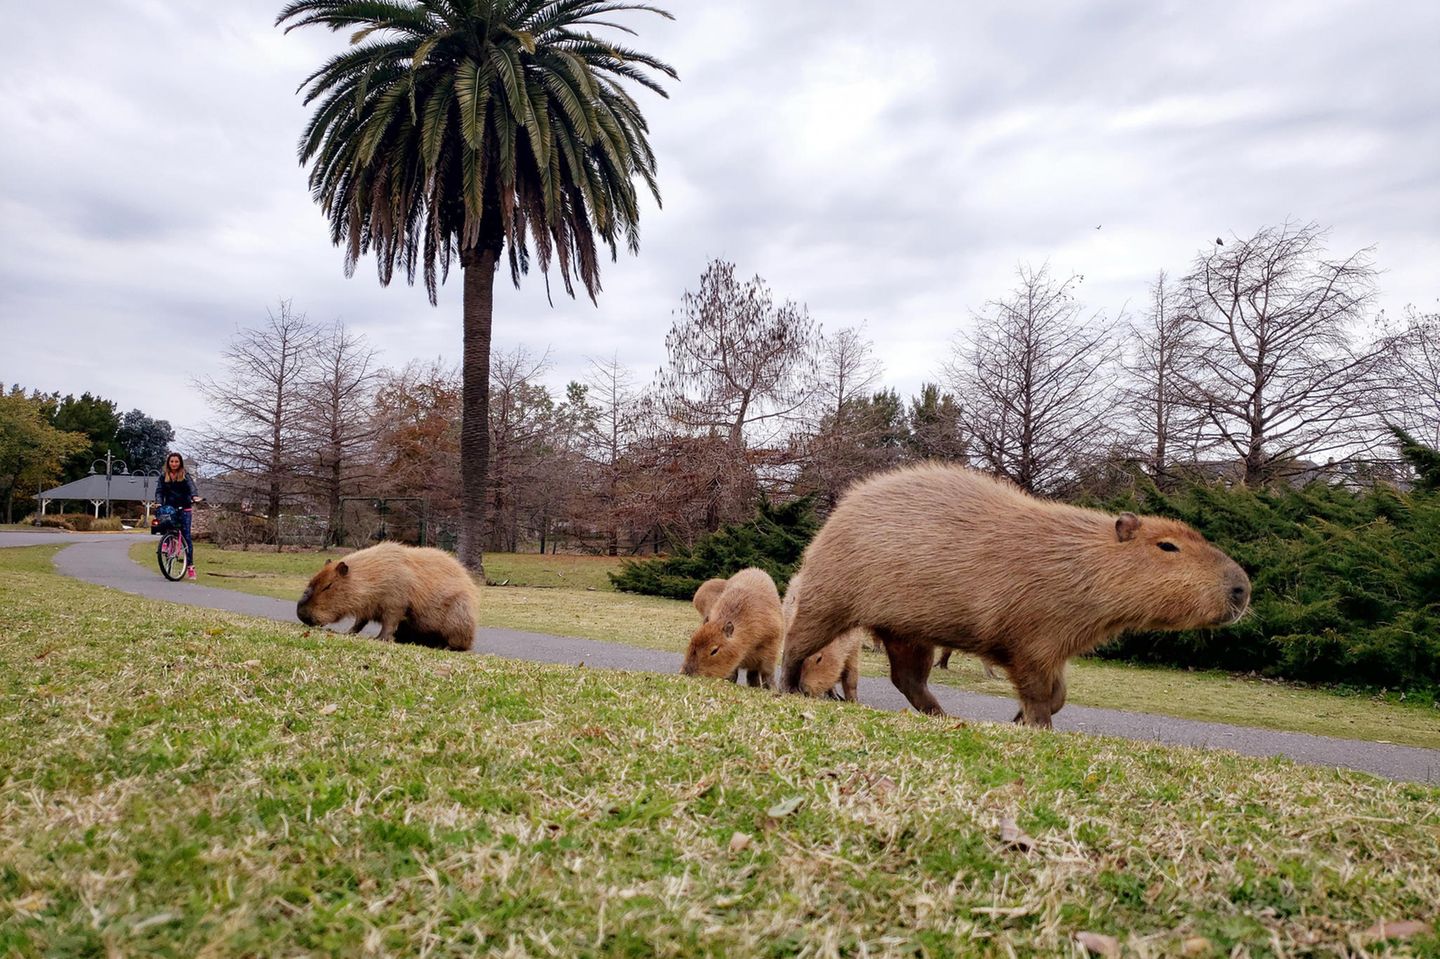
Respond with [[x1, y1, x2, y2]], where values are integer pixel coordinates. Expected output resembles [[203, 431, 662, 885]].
[[296, 541, 479, 651], [692, 578, 728, 620], [783, 570, 862, 702], [781, 464, 1250, 727], [682, 567, 783, 688]]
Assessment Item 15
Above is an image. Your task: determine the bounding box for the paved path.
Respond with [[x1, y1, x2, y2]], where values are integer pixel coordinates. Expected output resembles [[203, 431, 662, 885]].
[[8, 531, 1439, 784]]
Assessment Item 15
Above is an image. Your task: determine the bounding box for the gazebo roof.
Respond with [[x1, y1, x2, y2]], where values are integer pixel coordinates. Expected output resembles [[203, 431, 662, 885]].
[[40, 474, 163, 502]]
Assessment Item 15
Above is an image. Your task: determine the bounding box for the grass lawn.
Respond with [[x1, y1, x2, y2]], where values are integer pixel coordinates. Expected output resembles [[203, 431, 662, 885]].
[[4, 544, 1439, 956], [144, 543, 1440, 751]]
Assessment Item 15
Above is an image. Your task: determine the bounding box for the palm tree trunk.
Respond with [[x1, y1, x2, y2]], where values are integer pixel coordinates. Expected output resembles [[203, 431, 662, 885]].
[[459, 247, 498, 574]]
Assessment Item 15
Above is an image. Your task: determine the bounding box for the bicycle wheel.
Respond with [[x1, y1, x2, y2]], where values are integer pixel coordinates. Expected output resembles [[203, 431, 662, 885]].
[[157, 532, 188, 581]]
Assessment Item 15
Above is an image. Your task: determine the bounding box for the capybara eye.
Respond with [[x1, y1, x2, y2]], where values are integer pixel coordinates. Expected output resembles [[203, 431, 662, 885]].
[[710, 646, 719, 656], [1157, 541, 1180, 552]]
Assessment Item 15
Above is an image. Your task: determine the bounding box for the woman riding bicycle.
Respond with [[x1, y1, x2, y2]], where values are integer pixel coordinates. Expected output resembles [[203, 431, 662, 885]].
[[156, 452, 202, 580]]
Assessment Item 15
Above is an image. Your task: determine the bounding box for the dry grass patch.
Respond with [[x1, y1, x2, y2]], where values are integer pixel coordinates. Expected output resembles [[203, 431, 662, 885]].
[[4, 545, 1440, 955]]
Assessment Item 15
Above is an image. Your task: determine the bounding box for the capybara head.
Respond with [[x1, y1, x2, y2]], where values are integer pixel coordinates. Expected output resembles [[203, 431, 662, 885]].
[[296, 559, 356, 627], [1109, 511, 1250, 630], [681, 617, 746, 679]]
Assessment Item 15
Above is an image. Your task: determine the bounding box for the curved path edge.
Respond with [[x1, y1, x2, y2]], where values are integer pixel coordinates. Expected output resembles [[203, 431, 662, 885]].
[[11, 532, 1438, 784]]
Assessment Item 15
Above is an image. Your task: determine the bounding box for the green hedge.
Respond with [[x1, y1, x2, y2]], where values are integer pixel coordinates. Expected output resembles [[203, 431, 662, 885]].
[[609, 498, 819, 600], [1087, 479, 1440, 693]]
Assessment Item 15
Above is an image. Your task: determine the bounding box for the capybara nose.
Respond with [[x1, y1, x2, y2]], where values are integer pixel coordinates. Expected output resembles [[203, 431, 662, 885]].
[[297, 605, 315, 627]]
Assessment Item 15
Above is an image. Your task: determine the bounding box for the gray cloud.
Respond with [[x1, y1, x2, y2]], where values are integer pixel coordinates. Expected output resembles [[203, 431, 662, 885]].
[[2, 0, 1436, 437]]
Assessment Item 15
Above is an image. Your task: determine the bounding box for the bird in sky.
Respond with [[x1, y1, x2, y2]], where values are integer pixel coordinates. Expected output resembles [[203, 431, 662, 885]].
[[1215, 236, 1225, 246]]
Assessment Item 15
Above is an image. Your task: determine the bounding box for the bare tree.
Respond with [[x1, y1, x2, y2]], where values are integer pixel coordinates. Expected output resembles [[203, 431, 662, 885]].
[[195, 301, 319, 529], [796, 326, 890, 507], [1124, 270, 1203, 483], [945, 265, 1117, 493], [298, 321, 383, 545], [1178, 222, 1386, 484], [583, 353, 641, 555], [660, 259, 822, 449], [487, 347, 559, 552], [1380, 305, 1440, 448]]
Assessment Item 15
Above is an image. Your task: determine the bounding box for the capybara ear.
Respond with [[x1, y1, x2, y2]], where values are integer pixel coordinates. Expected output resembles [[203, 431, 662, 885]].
[[723, 620, 735, 638], [336, 561, 350, 576], [1115, 512, 1141, 542]]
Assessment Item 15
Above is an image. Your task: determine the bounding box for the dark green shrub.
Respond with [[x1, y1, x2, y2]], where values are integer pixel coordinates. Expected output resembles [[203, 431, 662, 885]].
[[610, 498, 820, 600]]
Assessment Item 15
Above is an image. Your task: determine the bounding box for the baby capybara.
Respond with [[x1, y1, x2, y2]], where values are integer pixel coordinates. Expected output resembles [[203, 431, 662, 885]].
[[781, 464, 1250, 727], [682, 567, 783, 688], [296, 541, 479, 651], [692, 578, 728, 620], [783, 570, 862, 702]]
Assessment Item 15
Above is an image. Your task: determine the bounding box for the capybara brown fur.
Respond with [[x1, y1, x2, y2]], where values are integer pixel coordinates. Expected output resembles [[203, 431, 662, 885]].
[[296, 541, 479, 652], [783, 570, 862, 702], [692, 578, 728, 620], [682, 568, 783, 688], [781, 464, 1250, 727]]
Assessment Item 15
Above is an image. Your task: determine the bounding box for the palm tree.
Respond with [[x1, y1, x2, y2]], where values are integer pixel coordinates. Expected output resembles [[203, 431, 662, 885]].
[[277, 0, 675, 574]]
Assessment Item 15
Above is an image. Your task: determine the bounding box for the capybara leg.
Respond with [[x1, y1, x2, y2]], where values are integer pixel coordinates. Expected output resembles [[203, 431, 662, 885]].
[[728, 668, 740, 684], [879, 632, 945, 717], [1048, 669, 1068, 717], [348, 618, 370, 634], [375, 613, 400, 642], [1011, 669, 1056, 729], [936, 648, 952, 669], [757, 668, 776, 690], [839, 659, 859, 703]]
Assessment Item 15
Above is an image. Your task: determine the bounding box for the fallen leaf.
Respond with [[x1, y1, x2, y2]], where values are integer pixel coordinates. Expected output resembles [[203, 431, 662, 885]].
[[318, 703, 338, 716], [728, 831, 752, 852], [1181, 936, 1212, 956], [240, 660, 262, 669], [1359, 919, 1430, 943], [870, 775, 897, 795], [1074, 931, 1120, 957], [766, 796, 804, 819], [999, 817, 1036, 852]]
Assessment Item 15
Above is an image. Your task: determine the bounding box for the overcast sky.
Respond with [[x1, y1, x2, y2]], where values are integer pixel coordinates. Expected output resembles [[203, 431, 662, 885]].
[[2, 0, 1437, 440]]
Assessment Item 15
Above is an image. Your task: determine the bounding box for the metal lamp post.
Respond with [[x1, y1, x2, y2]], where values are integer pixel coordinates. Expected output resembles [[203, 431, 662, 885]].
[[134, 468, 161, 525], [87, 452, 129, 519]]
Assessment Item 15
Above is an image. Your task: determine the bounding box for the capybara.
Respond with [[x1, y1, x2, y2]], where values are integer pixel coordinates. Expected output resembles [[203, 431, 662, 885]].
[[692, 578, 728, 620], [783, 569, 862, 702], [781, 464, 1250, 727], [296, 541, 479, 651], [682, 567, 783, 688]]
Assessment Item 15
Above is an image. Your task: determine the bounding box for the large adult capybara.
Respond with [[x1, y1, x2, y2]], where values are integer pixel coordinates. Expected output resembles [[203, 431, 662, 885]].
[[296, 541, 479, 651], [692, 578, 728, 620], [682, 568, 783, 688], [783, 570, 862, 702], [780, 464, 1251, 727]]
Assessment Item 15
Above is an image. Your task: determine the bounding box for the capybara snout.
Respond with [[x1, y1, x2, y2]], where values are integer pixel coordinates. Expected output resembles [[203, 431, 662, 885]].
[[296, 561, 347, 626], [682, 619, 737, 677]]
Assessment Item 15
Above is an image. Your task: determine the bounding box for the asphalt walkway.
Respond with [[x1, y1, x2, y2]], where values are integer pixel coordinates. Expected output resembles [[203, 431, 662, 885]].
[[6, 530, 1438, 784]]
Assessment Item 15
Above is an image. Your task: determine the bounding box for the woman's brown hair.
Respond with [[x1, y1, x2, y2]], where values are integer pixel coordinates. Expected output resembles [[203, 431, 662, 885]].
[[163, 452, 187, 482]]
